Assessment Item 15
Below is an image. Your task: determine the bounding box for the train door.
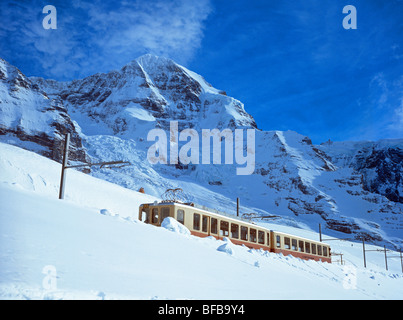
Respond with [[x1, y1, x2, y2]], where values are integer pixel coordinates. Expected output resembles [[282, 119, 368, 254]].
[[151, 207, 159, 225], [202, 215, 210, 236], [139, 205, 150, 223]]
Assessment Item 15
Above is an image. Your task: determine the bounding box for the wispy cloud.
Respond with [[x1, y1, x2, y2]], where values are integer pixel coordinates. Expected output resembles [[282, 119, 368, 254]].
[[0, 0, 212, 80], [396, 99, 403, 125], [366, 73, 403, 139], [388, 97, 403, 136], [86, 0, 211, 64]]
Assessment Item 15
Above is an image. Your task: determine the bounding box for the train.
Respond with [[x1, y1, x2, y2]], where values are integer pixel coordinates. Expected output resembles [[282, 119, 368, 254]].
[[139, 200, 331, 263]]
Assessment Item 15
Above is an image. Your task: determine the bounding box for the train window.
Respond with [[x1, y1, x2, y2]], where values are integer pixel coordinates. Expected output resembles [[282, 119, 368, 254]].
[[193, 213, 200, 230], [258, 231, 265, 244], [161, 207, 170, 221], [298, 240, 304, 252], [284, 237, 291, 249], [231, 224, 239, 239], [241, 226, 248, 241], [267, 233, 270, 246], [211, 218, 218, 234], [141, 207, 150, 223], [202, 216, 208, 232], [323, 246, 328, 257], [276, 235, 281, 248], [250, 229, 257, 243], [292, 239, 297, 251], [177, 209, 185, 225], [152, 208, 159, 224], [318, 245, 322, 256], [305, 242, 311, 253], [311, 244, 316, 255], [220, 221, 229, 237]]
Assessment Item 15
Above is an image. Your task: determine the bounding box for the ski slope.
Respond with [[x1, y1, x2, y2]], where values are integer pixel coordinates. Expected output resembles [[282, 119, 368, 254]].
[[0, 142, 402, 300]]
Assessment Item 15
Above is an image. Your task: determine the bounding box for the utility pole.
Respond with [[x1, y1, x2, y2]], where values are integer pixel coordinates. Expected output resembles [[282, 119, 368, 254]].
[[382, 248, 403, 273], [362, 240, 394, 271], [362, 238, 366, 268], [58, 133, 130, 200], [59, 133, 70, 200], [319, 223, 322, 242], [237, 197, 240, 217]]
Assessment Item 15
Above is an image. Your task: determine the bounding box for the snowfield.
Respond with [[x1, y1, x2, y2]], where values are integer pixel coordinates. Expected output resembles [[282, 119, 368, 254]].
[[0, 142, 402, 300]]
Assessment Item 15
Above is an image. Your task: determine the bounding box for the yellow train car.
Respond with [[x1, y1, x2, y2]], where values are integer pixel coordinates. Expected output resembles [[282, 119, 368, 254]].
[[139, 201, 331, 263], [270, 231, 331, 263]]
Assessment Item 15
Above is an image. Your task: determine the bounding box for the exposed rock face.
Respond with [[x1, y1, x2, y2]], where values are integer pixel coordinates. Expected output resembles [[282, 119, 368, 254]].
[[354, 147, 403, 204], [0, 58, 88, 163], [319, 140, 403, 204], [31, 54, 256, 137]]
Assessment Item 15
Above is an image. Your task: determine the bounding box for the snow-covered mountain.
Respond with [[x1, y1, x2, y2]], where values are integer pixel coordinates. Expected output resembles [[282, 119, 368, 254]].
[[0, 54, 402, 249], [31, 54, 256, 134], [0, 58, 88, 164]]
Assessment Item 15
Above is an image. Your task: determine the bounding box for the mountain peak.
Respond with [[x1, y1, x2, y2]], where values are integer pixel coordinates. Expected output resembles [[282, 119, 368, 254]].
[[135, 53, 175, 66], [119, 54, 177, 74]]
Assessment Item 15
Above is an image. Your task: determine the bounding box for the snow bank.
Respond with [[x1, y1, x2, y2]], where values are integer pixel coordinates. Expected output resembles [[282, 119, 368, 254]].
[[0, 142, 159, 219], [217, 237, 235, 255], [161, 217, 190, 235], [100, 209, 118, 217]]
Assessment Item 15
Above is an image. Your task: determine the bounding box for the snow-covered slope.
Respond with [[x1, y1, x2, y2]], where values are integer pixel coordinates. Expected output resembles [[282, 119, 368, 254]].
[[1, 55, 402, 249], [1, 143, 402, 300]]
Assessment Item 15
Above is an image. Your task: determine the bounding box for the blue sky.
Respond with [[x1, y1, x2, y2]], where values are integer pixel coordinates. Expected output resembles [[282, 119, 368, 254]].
[[1, 0, 402, 143]]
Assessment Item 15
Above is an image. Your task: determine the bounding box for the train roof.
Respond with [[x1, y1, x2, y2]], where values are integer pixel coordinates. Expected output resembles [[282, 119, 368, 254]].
[[142, 200, 255, 224], [270, 230, 330, 247]]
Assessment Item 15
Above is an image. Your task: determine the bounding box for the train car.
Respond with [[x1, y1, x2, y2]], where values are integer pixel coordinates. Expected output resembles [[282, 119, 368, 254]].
[[270, 231, 331, 263], [139, 201, 331, 263]]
